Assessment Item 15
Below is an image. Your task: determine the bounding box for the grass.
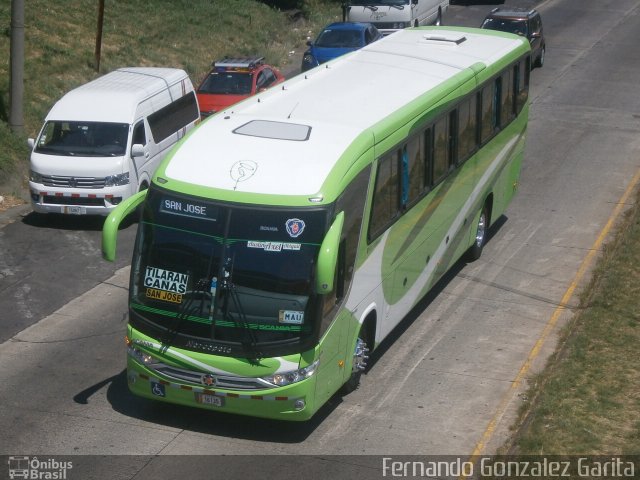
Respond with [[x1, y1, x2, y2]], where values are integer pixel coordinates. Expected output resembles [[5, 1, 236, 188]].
[[0, 0, 343, 194], [505, 186, 640, 455]]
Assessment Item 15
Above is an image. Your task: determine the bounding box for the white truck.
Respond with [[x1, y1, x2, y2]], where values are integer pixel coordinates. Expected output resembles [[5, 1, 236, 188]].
[[345, 0, 449, 35], [28, 67, 200, 216]]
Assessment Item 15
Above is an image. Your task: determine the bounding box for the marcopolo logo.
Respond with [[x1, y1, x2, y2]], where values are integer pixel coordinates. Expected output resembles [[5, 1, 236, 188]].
[[7, 456, 73, 479]]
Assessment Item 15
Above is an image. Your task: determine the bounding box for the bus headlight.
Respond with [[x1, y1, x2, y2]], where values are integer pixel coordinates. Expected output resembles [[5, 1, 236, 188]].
[[105, 172, 130, 186], [262, 360, 320, 387], [127, 345, 155, 365]]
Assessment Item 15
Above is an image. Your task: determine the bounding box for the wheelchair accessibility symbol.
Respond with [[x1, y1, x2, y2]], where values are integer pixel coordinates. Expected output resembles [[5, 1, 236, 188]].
[[151, 382, 165, 397]]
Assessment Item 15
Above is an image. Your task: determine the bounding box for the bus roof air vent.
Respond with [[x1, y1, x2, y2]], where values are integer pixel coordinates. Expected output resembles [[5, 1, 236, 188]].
[[233, 120, 311, 141], [420, 33, 467, 45]]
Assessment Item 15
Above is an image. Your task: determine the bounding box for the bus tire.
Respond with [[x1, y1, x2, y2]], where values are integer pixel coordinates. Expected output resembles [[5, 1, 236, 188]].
[[435, 7, 442, 26], [341, 325, 370, 394], [467, 204, 489, 261]]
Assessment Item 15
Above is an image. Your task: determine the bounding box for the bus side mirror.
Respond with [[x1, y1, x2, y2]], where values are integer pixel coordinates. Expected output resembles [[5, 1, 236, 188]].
[[102, 189, 147, 261], [315, 211, 344, 294]]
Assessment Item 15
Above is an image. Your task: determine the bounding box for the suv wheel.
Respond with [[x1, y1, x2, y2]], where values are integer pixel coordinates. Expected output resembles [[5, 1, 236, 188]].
[[535, 45, 545, 68]]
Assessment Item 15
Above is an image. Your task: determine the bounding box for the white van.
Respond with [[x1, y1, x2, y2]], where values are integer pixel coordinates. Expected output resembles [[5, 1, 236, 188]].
[[345, 0, 449, 35], [28, 67, 199, 216]]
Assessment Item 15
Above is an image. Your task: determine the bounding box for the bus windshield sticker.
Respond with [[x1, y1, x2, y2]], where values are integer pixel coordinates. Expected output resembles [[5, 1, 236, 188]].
[[160, 198, 217, 222], [279, 310, 304, 325], [285, 218, 306, 238], [144, 266, 189, 304], [247, 241, 302, 251]]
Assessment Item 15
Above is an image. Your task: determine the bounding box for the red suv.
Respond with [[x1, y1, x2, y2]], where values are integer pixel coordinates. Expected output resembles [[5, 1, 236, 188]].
[[196, 57, 285, 117]]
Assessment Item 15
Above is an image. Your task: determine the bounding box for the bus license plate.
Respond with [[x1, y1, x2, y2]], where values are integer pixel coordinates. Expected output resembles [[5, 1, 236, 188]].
[[64, 206, 86, 215], [195, 393, 224, 407]]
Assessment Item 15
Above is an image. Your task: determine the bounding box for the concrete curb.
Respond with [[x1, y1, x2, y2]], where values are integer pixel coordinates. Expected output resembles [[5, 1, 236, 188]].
[[0, 203, 32, 229]]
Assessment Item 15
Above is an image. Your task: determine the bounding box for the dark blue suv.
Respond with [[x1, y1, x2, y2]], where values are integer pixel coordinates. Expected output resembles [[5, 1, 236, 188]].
[[301, 22, 383, 72]]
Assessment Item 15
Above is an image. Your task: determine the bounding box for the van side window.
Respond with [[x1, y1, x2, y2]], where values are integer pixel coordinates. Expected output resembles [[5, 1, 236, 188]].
[[132, 121, 146, 146], [147, 91, 199, 143]]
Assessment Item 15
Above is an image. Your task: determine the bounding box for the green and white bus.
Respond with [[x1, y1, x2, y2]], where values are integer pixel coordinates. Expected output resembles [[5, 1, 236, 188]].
[[103, 26, 531, 421]]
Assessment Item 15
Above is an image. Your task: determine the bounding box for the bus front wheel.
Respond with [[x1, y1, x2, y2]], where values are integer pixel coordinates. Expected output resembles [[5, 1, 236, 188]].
[[342, 327, 370, 394]]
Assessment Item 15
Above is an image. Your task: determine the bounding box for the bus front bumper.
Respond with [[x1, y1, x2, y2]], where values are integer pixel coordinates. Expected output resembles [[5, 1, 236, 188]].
[[126, 356, 319, 421]]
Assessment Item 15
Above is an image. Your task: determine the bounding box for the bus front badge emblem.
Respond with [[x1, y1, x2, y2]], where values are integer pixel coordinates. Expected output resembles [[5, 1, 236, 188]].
[[201, 374, 216, 387], [285, 218, 306, 238]]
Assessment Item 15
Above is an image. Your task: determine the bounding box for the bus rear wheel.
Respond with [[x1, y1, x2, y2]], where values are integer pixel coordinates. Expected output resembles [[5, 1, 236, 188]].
[[467, 205, 489, 261]]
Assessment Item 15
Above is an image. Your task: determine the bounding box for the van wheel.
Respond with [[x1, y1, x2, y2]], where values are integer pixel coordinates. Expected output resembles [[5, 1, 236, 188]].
[[414, 19, 419, 28], [435, 7, 443, 26], [467, 205, 489, 262], [341, 327, 370, 394]]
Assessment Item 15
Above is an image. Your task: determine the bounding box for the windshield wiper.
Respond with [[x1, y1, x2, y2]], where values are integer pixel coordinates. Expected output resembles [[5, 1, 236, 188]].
[[363, 5, 378, 11], [217, 254, 263, 364], [390, 4, 404, 9], [162, 277, 209, 350]]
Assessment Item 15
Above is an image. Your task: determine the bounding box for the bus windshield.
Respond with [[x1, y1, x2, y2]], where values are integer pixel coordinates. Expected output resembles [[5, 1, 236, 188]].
[[130, 186, 329, 358]]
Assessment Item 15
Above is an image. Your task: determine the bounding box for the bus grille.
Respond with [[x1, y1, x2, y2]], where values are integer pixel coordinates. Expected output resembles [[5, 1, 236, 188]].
[[41, 174, 106, 189], [150, 363, 274, 390]]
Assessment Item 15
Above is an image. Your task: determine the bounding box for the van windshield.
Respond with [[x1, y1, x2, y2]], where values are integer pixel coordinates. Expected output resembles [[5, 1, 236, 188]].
[[34, 121, 129, 157]]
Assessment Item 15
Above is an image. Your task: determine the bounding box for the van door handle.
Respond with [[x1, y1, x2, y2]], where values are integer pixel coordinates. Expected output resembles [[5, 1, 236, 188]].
[[145, 152, 150, 159]]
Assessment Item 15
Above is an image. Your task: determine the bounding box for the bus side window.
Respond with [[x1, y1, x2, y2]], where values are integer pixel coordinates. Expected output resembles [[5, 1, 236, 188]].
[[500, 68, 514, 126], [369, 152, 400, 240], [457, 96, 477, 163], [516, 59, 529, 112], [405, 133, 425, 206], [424, 127, 433, 188], [321, 166, 370, 333], [479, 85, 493, 144], [448, 110, 458, 167], [493, 76, 502, 130], [433, 116, 449, 184]]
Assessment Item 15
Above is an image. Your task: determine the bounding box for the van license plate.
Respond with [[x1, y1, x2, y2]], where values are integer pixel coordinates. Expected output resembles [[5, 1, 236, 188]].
[[64, 206, 86, 215], [195, 393, 224, 407]]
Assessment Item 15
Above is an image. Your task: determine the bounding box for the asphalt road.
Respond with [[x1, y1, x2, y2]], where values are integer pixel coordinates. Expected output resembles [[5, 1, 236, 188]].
[[2, 0, 640, 478]]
